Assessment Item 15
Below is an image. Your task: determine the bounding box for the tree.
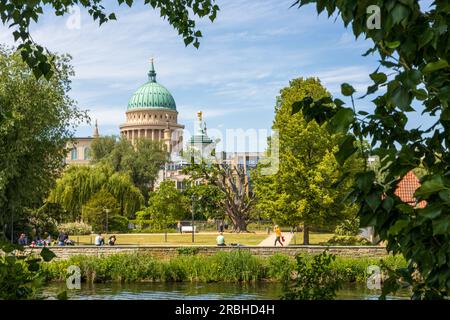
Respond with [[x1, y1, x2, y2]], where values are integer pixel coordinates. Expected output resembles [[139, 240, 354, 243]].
[[48, 164, 143, 220], [81, 189, 120, 233], [93, 137, 168, 200], [0, 0, 220, 79], [0, 47, 86, 241], [253, 78, 362, 244], [185, 161, 255, 232], [90, 136, 117, 162], [137, 180, 190, 231], [184, 183, 225, 221], [293, 0, 450, 299]]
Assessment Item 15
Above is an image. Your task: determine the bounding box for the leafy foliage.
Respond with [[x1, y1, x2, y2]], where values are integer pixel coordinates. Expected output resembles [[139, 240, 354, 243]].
[[282, 251, 342, 300], [293, 0, 450, 299], [184, 183, 225, 220], [0, 243, 56, 299], [0, 0, 220, 79], [136, 180, 190, 231], [81, 189, 120, 233], [108, 215, 130, 233], [48, 164, 143, 220], [185, 161, 255, 232], [93, 137, 168, 200], [57, 221, 92, 236], [0, 47, 86, 241], [320, 235, 372, 246], [253, 78, 363, 243]]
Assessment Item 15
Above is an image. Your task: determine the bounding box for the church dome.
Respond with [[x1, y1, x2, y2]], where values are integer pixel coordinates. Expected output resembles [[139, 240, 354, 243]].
[[127, 60, 176, 111]]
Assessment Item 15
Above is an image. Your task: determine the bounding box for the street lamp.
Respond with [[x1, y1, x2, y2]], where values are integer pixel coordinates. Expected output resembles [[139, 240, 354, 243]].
[[103, 207, 110, 234], [191, 195, 195, 243]]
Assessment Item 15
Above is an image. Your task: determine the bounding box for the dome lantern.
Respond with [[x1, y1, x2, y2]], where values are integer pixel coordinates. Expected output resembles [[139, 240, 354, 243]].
[[127, 59, 177, 111]]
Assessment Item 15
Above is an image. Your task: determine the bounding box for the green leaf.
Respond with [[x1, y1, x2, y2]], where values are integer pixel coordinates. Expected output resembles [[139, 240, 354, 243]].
[[418, 205, 442, 219], [382, 197, 394, 212], [366, 192, 381, 212], [335, 135, 357, 165], [370, 72, 387, 84], [415, 175, 446, 199], [423, 59, 449, 73], [389, 219, 409, 235], [40, 247, 56, 262], [391, 87, 413, 111], [432, 216, 450, 235], [328, 108, 354, 133], [356, 171, 375, 194], [341, 83, 355, 96], [386, 41, 401, 49], [391, 4, 409, 25]]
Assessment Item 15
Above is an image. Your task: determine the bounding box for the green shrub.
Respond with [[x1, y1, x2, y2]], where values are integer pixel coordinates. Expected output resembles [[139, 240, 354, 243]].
[[282, 251, 342, 300], [177, 247, 199, 255], [266, 253, 294, 281], [41, 252, 407, 286], [108, 215, 129, 233], [320, 235, 372, 246], [57, 221, 92, 235]]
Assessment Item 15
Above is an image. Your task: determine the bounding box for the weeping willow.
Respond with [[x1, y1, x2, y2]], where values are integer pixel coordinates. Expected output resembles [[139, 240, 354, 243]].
[[106, 172, 144, 218], [48, 164, 143, 221]]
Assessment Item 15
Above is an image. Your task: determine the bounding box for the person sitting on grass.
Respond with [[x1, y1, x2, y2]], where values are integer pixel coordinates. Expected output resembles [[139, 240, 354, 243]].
[[216, 232, 226, 247], [108, 235, 116, 246], [95, 233, 104, 246]]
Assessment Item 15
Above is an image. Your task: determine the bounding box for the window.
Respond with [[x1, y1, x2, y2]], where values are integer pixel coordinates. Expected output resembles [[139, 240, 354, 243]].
[[84, 147, 90, 160], [71, 148, 78, 160]]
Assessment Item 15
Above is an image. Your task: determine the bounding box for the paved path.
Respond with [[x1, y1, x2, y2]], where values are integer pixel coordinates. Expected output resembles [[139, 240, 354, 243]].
[[258, 232, 294, 246]]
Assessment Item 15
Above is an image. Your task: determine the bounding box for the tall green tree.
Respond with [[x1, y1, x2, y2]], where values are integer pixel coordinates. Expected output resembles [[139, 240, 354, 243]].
[[0, 0, 219, 79], [48, 164, 143, 220], [137, 180, 190, 231], [184, 183, 225, 221], [293, 0, 450, 299], [0, 47, 86, 241], [90, 136, 117, 162], [81, 189, 121, 233], [92, 137, 168, 200], [253, 78, 362, 244], [185, 161, 255, 232]]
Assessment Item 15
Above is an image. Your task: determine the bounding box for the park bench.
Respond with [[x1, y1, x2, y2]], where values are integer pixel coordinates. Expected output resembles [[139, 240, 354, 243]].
[[181, 226, 197, 233]]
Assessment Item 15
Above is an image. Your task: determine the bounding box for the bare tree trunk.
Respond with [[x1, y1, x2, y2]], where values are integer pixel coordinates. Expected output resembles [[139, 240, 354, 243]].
[[303, 223, 309, 245]]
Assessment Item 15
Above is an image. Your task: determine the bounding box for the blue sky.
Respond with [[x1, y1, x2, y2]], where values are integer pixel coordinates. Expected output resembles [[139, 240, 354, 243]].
[[0, 0, 433, 152]]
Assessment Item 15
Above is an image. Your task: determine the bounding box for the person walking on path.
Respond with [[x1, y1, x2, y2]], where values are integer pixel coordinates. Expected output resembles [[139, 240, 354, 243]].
[[274, 225, 283, 246]]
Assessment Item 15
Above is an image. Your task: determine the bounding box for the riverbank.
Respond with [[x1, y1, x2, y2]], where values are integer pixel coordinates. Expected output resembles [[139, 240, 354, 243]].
[[41, 251, 406, 284], [28, 245, 389, 260]]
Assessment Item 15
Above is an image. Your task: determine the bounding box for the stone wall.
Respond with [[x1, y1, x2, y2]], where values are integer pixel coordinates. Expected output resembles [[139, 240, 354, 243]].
[[25, 245, 389, 260]]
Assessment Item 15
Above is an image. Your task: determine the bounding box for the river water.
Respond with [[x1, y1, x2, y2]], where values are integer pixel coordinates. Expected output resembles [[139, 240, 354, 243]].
[[40, 282, 410, 300]]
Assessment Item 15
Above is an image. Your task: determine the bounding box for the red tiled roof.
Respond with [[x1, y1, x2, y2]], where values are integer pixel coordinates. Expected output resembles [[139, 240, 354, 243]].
[[395, 171, 426, 208]]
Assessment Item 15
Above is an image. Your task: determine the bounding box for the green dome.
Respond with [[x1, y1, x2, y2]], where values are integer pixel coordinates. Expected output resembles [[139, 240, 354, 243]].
[[127, 60, 176, 111]]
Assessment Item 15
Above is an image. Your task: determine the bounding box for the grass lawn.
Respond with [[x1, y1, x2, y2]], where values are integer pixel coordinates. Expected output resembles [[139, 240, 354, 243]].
[[288, 232, 335, 245], [70, 231, 335, 246], [71, 232, 268, 246]]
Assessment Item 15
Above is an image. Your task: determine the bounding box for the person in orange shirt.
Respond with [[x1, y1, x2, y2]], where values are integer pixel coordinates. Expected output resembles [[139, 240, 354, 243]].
[[274, 225, 283, 246]]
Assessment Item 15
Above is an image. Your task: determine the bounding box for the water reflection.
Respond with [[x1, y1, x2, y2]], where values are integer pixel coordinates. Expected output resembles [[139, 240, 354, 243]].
[[40, 282, 410, 300]]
